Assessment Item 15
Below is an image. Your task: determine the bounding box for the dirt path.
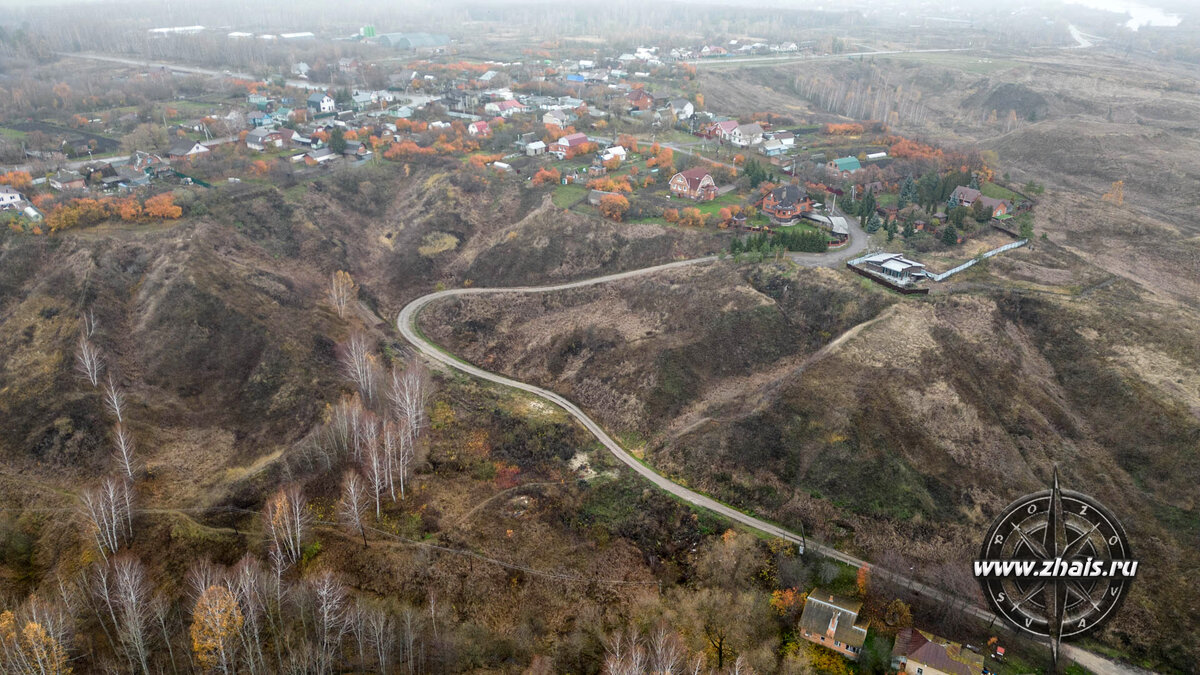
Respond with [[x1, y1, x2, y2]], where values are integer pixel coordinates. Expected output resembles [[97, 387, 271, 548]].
[[398, 257, 1146, 675]]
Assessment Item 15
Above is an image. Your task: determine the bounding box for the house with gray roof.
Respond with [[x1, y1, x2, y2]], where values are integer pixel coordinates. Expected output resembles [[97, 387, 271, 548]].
[[797, 589, 869, 660]]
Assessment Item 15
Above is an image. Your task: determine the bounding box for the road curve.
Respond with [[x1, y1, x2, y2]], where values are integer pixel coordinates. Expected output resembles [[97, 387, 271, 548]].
[[397, 255, 1146, 675]]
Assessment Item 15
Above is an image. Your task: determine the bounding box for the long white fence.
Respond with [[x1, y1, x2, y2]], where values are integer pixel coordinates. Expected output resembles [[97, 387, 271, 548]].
[[849, 239, 1029, 284], [927, 239, 1028, 282]]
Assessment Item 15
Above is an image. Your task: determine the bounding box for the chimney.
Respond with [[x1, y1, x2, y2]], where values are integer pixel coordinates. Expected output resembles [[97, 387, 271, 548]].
[[828, 611, 840, 637]]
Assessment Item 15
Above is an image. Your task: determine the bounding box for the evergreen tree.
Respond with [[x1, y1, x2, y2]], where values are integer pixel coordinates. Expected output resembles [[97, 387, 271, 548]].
[[330, 127, 347, 154], [942, 225, 958, 245], [886, 221, 896, 242], [858, 190, 876, 219], [903, 220, 915, 238], [969, 173, 980, 190], [866, 213, 882, 233], [898, 176, 916, 209]]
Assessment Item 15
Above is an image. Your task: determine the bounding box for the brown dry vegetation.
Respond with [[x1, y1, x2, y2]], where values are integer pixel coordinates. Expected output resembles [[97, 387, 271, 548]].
[[426, 243, 1200, 669], [0, 162, 745, 671]]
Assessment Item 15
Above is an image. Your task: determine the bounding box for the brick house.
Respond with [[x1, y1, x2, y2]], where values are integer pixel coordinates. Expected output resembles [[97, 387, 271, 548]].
[[549, 132, 589, 159], [668, 167, 718, 200], [626, 89, 655, 111], [947, 186, 1012, 218], [760, 184, 814, 224], [797, 590, 869, 660]]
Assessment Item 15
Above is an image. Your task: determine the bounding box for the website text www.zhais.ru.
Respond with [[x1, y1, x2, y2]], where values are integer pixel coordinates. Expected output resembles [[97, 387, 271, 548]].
[[974, 558, 1139, 579]]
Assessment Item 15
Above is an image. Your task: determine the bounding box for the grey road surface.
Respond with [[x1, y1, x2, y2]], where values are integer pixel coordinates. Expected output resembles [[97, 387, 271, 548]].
[[398, 249, 1148, 675]]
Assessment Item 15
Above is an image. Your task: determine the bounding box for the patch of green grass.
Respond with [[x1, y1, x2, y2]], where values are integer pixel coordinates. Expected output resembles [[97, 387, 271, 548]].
[[0, 127, 28, 141], [552, 183, 588, 208], [876, 52, 1021, 74], [980, 181, 1021, 202]]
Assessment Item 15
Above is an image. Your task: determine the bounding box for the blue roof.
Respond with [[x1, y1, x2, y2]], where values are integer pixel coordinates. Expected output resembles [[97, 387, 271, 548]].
[[565, 74, 585, 82]]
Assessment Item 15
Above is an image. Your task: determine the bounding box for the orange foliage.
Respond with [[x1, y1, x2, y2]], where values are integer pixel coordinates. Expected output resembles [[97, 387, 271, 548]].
[[144, 193, 182, 219], [585, 176, 633, 193], [663, 208, 679, 223], [888, 137, 945, 163], [823, 123, 865, 136], [250, 160, 270, 176], [532, 167, 561, 186], [468, 153, 503, 169], [114, 197, 142, 221], [733, 154, 745, 166], [770, 588, 804, 616], [0, 171, 32, 190], [678, 207, 707, 228], [602, 157, 621, 171], [617, 134, 640, 153], [598, 193, 630, 221]]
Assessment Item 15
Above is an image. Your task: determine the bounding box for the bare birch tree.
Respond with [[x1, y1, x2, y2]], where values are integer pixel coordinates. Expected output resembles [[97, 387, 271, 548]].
[[263, 486, 308, 567], [648, 621, 686, 675], [229, 554, 268, 675], [308, 571, 349, 675], [104, 376, 127, 423], [341, 332, 380, 405], [75, 335, 104, 387], [337, 470, 369, 548], [360, 417, 387, 518], [364, 603, 396, 674], [80, 477, 132, 559], [604, 627, 648, 675], [387, 361, 432, 441], [110, 554, 155, 674], [328, 270, 357, 319], [112, 423, 137, 480], [394, 419, 415, 501]]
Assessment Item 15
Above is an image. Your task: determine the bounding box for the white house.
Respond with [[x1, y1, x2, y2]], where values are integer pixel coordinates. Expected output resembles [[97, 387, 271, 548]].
[[306, 92, 336, 114], [729, 123, 764, 147], [468, 121, 490, 136], [0, 185, 24, 208], [600, 146, 627, 163], [543, 109, 573, 129], [525, 140, 547, 156], [667, 99, 694, 119]]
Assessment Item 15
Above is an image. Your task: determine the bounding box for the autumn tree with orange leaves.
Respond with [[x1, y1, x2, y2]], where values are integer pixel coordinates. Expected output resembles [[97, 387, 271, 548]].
[[598, 193, 629, 221], [143, 194, 182, 219], [532, 167, 561, 186]]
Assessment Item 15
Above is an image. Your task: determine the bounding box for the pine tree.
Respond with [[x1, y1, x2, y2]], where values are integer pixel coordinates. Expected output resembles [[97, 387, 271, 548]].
[[942, 225, 958, 246]]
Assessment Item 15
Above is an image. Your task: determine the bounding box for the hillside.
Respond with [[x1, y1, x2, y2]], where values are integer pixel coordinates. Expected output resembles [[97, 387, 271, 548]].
[[423, 245, 1200, 669]]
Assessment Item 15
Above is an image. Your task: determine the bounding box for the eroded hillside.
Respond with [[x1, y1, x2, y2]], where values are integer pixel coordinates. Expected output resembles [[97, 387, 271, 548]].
[[424, 245, 1200, 668]]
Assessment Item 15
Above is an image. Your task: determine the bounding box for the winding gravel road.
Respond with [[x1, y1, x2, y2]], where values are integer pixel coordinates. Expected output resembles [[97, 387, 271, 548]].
[[396, 234, 1148, 675]]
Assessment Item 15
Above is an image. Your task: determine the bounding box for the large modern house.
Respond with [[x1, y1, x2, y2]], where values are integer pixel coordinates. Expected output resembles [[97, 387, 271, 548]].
[[668, 167, 718, 201], [760, 184, 814, 224], [798, 590, 869, 660], [858, 252, 927, 286]]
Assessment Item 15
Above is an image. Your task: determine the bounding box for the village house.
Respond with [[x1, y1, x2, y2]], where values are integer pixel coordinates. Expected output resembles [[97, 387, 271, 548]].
[[760, 138, 786, 157], [543, 109, 574, 129], [245, 128, 283, 151], [708, 119, 739, 141], [600, 145, 626, 163], [485, 99, 526, 118], [49, 170, 87, 191], [668, 167, 718, 201], [947, 186, 1012, 218], [467, 120, 490, 137], [626, 89, 655, 111], [524, 140, 547, 156], [729, 123, 765, 147], [858, 252, 927, 286], [351, 92, 377, 112], [306, 92, 336, 115], [0, 185, 24, 209], [891, 628, 984, 675], [760, 184, 814, 224], [167, 140, 211, 161], [667, 98, 694, 119], [304, 147, 339, 166], [773, 131, 795, 147], [798, 590, 869, 660], [826, 156, 862, 178], [549, 132, 589, 159]]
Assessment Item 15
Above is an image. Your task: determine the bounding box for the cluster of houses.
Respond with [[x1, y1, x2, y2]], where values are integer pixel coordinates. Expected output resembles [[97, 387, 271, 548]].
[[798, 589, 986, 675]]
